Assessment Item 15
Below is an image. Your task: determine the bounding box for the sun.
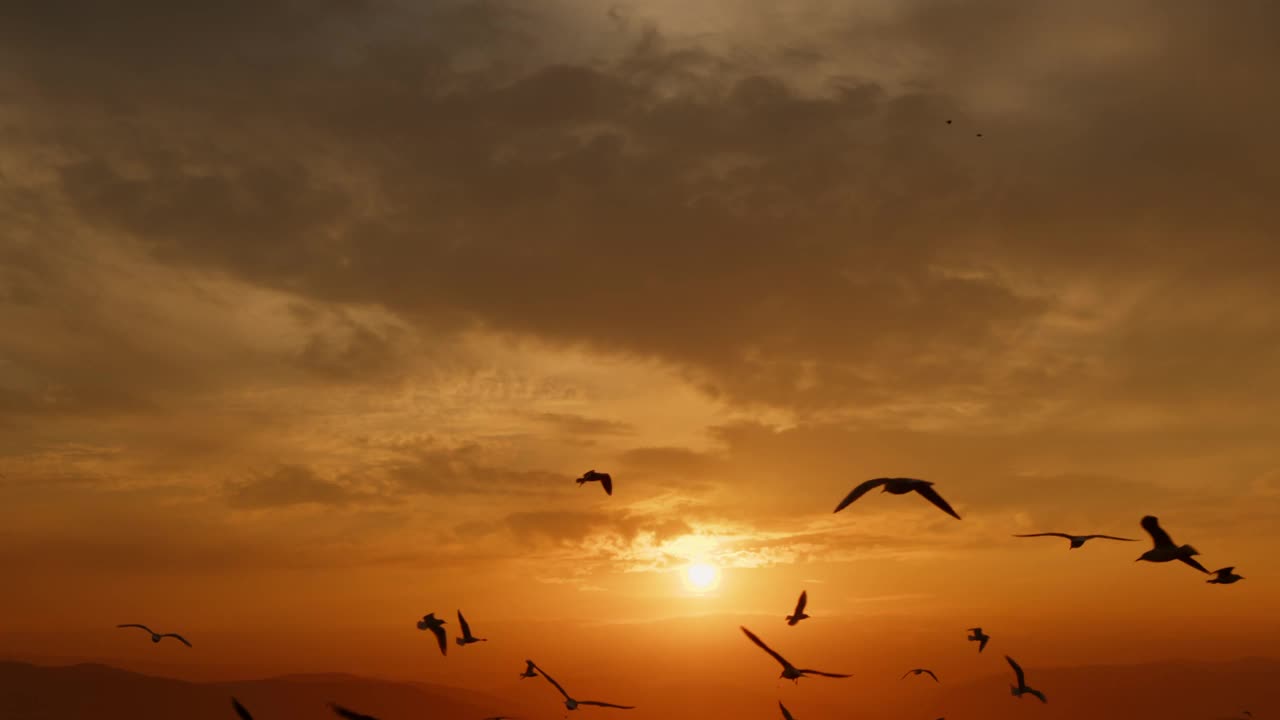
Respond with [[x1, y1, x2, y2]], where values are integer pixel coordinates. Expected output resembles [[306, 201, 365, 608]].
[[683, 562, 721, 593]]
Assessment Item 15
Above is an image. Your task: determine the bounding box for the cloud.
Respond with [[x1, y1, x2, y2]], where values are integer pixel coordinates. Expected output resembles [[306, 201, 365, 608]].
[[224, 465, 371, 509]]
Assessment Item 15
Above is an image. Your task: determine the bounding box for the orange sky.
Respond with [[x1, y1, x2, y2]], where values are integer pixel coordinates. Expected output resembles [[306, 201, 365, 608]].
[[1, 1, 1279, 718]]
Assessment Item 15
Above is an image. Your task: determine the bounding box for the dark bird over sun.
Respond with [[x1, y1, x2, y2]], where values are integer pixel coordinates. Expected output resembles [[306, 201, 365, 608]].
[[833, 478, 960, 519]]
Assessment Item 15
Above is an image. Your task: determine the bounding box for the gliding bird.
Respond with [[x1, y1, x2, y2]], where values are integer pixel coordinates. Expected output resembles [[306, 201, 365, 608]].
[[116, 624, 191, 647], [901, 668, 939, 682], [740, 626, 852, 682], [533, 663, 635, 711], [833, 478, 960, 519], [576, 470, 613, 496], [1013, 532, 1137, 549]]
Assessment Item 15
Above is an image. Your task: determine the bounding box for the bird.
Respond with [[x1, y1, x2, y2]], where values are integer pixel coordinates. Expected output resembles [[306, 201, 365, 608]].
[[532, 663, 635, 711], [778, 701, 796, 720], [1208, 567, 1245, 585], [833, 478, 960, 519], [116, 624, 191, 647], [231, 698, 254, 720], [739, 626, 852, 682], [576, 470, 613, 496], [329, 703, 380, 720], [976, 133, 983, 137], [520, 659, 539, 678], [967, 627, 989, 653], [1013, 532, 1138, 549], [416, 612, 448, 655], [901, 668, 939, 682], [945, 119, 952, 124], [1006, 655, 1047, 703], [456, 610, 487, 646], [1137, 515, 1209, 573], [785, 591, 809, 626]]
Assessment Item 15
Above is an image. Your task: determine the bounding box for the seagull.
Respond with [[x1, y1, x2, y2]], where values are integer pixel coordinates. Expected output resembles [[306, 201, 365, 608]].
[[778, 701, 796, 720], [416, 612, 448, 655], [740, 626, 852, 682], [1208, 567, 1245, 585], [1137, 515, 1209, 573], [1006, 656, 1047, 703], [231, 698, 254, 720], [967, 627, 989, 653], [520, 659, 539, 678], [456, 610, 487, 646], [329, 703, 380, 720], [833, 478, 960, 519], [116, 624, 191, 647], [532, 663, 635, 711], [785, 591, 809, 626], [1013, 532, 1138, 549], [576, 470, 613, 496], [901, 668, 939, 682]]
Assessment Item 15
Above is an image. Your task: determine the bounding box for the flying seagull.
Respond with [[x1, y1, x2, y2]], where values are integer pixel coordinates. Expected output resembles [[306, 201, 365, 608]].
[[833, 478, 960, 519], [520, 659, 539, 678], [778, 701, 796, 720], [967, 627, 989, 653], [1137, 515, 1209, 573], [456, 610, 487, 646], [1013, 532, 1138, 549], [329, 703, 380, 720], [901, 668, 939, 682], [1006, 656, 1047, 703], [740, 626, 852, 682], [1208, 567, 1244, 585], [785, 591, 809, 626], [116, 624, 191, 647], [576, 470, 613, 496], [231, 698, 254, 720], [532, 663, 635, 711], [416, 612, 448, 655]]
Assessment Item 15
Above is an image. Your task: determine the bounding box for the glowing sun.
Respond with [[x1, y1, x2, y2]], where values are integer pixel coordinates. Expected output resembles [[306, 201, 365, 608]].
[[683, 562, 721, 593]]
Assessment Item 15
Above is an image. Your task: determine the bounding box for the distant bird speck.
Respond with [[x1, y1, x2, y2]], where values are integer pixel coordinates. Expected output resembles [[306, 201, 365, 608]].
[[1137, 515, 1209, 573], [1013, 532, 1138, 549], [740, 626, 852, 682], [833, 478, 960, 519], [1006, 655, 1047, 703], [1208, 567, 1244, 585], [901, 668, 939, 682], [416, 612, 448, 656], [576, 470, 613, 496], [116, 624, 191, 647], [785, 591, 809, 626]]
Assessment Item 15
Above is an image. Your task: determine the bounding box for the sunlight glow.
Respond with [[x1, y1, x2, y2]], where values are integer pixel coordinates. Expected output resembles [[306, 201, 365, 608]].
[[683, 562, 721, 593]]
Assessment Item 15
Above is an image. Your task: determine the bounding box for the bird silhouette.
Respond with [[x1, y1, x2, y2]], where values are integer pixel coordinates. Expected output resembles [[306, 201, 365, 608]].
[[740, 626, 852, 682], [456, 610, 487, 646], [329, 703, 380, 720], [1013, 532, 1137, 549], [1208, 567, 1244, 585], [1006, 655, 1047, 703], [416, 613, 448, 655], [1137, 516, 1209, 573], [778, 701, 796, 720], [520, 659, 539, 678], [116, 624, 191, 647], [967, 627, 989, 653], [785, 591, 809, 626], [576, 470, 613, 496], [901, 668, 939, 682], [231, 698, 254, 720], [833, 478, 960, 519], [531, 662, 635, 711]]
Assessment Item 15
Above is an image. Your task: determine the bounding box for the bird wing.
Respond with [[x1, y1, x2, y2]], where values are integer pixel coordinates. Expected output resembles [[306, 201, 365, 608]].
[[778, 701, 795, 720], [329, 703, 381, 720], [535, 666, 572, 700], [1219, 566, 1236, 573], [578, 701, 635, 709], [1178, 555, 1210, 573], [900, 670, 912, 679], [798, 669, 852, 678], [833, 478, 886, 513], [1013, 533, 1071, 539], [231, 698, 254, 720], [740, 626, 791, 669], [913, 484, 961, 519], [430, 623, 448, 655], [979, 636, 989, 652], [1005, 656, 1026, 687], [1086, 535, 1138, 542], [1141, 515, 1175, 548], [1028, 688, 1047, 703], [924, 669, 939, 682], [601, 475, 613, 495], [160, 633, 192, 647], [794, 590, 807, 615], [117, 624, 154, 633], [457, 610, 472, 639]]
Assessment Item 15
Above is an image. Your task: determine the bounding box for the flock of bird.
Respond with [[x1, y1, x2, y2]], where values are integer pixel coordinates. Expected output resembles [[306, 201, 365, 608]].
[[114, 470, 1246, 718]]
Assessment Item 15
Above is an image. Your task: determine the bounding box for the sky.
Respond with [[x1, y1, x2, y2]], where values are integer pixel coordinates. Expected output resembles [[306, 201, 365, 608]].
[[1, 0, 1279, 717]]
